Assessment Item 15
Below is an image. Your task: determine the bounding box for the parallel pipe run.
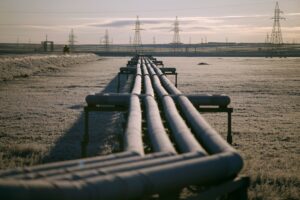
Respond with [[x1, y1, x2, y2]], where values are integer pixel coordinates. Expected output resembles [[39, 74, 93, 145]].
[[142, 63, 154, 97], [162, 96, 207, 153], [0, 56, 247, 199], [10, 152, 171, 181], [42, 152, 201, 181], [36, 152, 174, 181], [177, 96, 235, 153], [0, 152, 243, 200], [123, 59, 144, 155], [0, 151, 139, 179], [145, 60, 207, 154], [141, 60, 177, 154], [147, 58, 236, 154]]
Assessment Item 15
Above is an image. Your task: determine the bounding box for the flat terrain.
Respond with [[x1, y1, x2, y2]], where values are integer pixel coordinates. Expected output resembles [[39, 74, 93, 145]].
[[0, 57, 130, 167], [163, 57, 300, 200], [0, 56, 299, 199]]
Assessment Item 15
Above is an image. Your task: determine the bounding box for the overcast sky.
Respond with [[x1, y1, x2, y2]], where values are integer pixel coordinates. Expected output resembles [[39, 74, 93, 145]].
[[0, 0, 299, 44]]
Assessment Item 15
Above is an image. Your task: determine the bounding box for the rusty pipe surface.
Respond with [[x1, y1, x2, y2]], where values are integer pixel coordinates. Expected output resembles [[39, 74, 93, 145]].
[[0, 152, 243, 200]]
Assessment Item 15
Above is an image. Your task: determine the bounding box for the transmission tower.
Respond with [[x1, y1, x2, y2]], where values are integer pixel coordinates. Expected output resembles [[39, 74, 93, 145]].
[[265, 33, 270, 44], [103, 29, 110, 51], [133, 16, 143, 52], [270, 2, 285, 45], [68, 29, 77, 51], [172, 16, 181, 44]]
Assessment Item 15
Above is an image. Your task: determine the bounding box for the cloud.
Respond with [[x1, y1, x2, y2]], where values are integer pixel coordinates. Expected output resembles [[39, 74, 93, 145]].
[[91, 19, 134, 28], [87, 17, 222, 31], [85, 14, 279, 30], [285, 13, 300, 16]]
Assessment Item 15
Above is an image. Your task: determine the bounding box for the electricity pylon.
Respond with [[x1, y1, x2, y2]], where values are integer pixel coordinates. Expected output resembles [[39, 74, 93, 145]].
[[270, 2, 285, 46], [68, 29, 77, 51], [133, 16, 143, 52], [171, 16, 181, 52], [172, 16, 181, 44], [265, 33, 270, 44], [104, 29, 110, 51]]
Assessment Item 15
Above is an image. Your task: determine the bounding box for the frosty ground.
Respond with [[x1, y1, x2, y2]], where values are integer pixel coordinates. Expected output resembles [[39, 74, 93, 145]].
[[0, 55, 299, 200]]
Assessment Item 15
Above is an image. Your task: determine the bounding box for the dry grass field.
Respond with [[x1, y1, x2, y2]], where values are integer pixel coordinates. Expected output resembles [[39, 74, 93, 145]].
[[167, 57, 300, 200], [0, 56, 299, 199], [0, 56, 129, 168]]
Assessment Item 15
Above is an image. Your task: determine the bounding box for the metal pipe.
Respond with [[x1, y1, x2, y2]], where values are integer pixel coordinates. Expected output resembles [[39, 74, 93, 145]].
[[0, 56, 246, 200], [147, 58, 235, 154], [44, 152, 202, 181], [141, 62, 154, 97], [177, 96, 235, 153], [86, 93, 230, 107], [183, 94, 230, 107], [131, 60, 142, 95], [0, 151, 139, 178], [144, 95, 177, 153], [0, 152, 243, 200], [145, 60, 207, 154], [131, 75, 142, 95], [141, 60, 176, 154], [162, 96, 207, 154], [123, 58, 144, 155], [123, 96, 143, 155], [85, 93, 130, 106], [29, 152, 173, 181]]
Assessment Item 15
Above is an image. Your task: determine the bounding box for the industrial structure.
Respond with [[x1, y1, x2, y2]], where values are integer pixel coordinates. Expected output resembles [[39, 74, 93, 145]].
[[171, 16, 181, 51], [68, 29, 77, 51], [103, 29, 110, 51], [265, 33, 270, 44], [0, 55, 249, 199], [41, 35, 54, 52], [270, 1, 285, 45], [133, 16, 143, 52]]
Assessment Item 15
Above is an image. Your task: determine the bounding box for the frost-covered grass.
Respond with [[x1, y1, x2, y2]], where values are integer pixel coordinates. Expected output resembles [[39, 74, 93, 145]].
[[0, 56, 299, 199], [164, 57, 300, 200], [0, 53, 99, 81], [0, 57, 129, 169]]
